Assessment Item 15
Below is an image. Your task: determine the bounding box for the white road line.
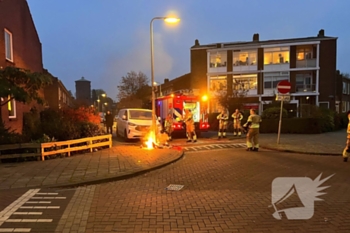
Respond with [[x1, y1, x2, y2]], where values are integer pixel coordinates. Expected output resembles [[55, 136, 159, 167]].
[[35, 193, 58, 195], [19, 206, 60, 209], [0, 228, 31, 232], [13, 212, 42, 215], [25, 201, 51, 204], [0, 189, 40, 228], [30, 197, 66, 200], [5, 219, 53, 223]]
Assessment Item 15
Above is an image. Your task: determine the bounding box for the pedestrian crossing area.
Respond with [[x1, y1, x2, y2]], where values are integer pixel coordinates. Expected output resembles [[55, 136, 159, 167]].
[[182, 143, 246, 152], [0, 189, 72, 232]]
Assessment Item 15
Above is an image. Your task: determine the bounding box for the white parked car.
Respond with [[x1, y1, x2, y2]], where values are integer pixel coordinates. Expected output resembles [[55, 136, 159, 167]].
[[116, 108, 161, 141]]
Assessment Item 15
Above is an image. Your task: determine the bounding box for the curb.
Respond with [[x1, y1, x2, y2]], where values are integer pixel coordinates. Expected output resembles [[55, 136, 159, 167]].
[[44, 149, 185, 190], [260, 146, 341, 156]]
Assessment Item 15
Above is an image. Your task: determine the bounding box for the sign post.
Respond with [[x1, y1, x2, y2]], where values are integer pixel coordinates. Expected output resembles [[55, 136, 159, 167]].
[[276, 80, 291, 144]]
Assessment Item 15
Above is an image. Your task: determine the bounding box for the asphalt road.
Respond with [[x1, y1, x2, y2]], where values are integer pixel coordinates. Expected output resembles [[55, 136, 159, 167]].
[[1, 146, 349, 232]]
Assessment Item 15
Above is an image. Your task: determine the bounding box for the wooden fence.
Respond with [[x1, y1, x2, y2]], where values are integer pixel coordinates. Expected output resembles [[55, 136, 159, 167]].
[[0, 134, 112, 162]]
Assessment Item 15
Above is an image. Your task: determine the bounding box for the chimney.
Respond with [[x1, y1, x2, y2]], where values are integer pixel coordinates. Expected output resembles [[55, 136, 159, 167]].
[[164, 78, 169, 83], [194, 39, 200, 46], [216, 43, 222, 48], [318, 29, 325, 37], [253, 33, 259, 42]]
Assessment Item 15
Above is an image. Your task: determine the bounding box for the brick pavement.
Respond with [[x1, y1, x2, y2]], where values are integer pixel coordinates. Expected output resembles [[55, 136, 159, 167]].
[[0, 145, 183, 190], [259, 129, 346, 155], [86, 148, 350, 233]]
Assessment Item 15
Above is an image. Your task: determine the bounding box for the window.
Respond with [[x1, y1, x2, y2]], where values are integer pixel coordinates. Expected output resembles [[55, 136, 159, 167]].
[[297, 47, 312, 60], [4, 29, 13, 61], [233, 74, 257, 90], [209, 75, 227, 92], [342, 101, 347, 113], [8, 97, 16, 118], [296, 73, 313, 92], [263, 72, 289, 89], [319, 102, 329, 109], [343, 82, 347, 94], [233, 50, 257, 66], [209, 51, 227, 68], [264, 47, 289, 65]]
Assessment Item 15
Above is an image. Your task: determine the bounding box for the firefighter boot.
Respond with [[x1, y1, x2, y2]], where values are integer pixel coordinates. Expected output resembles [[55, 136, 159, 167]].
[[223, 130, 227, 138], [238, 131, 242, 137], [192, 132, 197, 143], [218, 131, 222, 140], [233, 130, 237, 136]]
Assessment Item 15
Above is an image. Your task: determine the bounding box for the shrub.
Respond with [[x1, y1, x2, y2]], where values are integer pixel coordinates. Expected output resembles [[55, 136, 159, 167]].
[[0, 121, 25, 144], [262, 107, 288, 119]]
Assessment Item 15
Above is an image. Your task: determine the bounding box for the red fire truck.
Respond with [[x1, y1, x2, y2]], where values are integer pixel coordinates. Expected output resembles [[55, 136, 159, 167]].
[[155, 89, 210, 137]]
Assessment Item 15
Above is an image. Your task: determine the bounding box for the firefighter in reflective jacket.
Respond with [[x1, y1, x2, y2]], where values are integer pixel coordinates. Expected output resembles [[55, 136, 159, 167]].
[[164, 113, 174, 141], [244, 109, 262, 151], [342, 110, 350, 162], [184, 109, 197, 143], [231, 109, 243, 136], [217, 108, 229, 139]]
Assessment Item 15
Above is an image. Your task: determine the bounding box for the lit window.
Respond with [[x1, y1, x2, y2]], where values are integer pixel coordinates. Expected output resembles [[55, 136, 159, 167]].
[[233, 74, 257, 90], [8, 97, 16, 118], [209, 75, 227, 91], [297, 47, 312, 60], [4, 29, 13, 61], [209, 52, 227, 68], [264, 47, 289, 65], [233, 50, 257, 66]]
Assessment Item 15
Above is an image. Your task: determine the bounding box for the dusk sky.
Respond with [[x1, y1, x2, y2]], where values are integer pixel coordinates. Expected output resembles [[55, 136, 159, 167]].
[[27, 0, 350, 101]]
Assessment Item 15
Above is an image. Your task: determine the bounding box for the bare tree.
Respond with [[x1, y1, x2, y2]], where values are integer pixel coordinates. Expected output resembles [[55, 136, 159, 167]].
[[117, 71, 150, 101]]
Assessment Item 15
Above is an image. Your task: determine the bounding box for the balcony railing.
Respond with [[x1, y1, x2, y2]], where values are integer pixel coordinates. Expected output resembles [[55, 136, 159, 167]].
[[295, 84, 316, 93], [296, 59, 316, 68]]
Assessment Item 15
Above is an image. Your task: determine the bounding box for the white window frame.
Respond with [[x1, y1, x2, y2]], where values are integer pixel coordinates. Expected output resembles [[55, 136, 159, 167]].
[[209, 51, 227, 68], [263, 72, 289, 90], [8, 98, 16, 119], [233, 49, 257, 66], [264, 47, 290, 65], [319, 101, 329, 109], [4, 29, 13, 62]]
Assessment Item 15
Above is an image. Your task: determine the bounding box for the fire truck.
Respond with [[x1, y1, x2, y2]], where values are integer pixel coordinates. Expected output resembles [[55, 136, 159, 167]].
[[155, 89, 210, 137]]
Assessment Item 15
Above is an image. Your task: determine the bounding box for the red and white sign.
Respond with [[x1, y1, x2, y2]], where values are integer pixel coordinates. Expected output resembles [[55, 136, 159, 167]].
[[277, 80, 291, 94]]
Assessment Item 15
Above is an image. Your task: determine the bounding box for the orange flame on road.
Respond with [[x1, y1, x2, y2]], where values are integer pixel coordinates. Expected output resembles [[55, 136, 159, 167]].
[[144, 131, 156, 149]]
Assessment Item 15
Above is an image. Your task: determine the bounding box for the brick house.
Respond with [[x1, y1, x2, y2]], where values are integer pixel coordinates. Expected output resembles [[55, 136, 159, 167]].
[[0, 0, 44, 133], [161, 29, 343, 117]]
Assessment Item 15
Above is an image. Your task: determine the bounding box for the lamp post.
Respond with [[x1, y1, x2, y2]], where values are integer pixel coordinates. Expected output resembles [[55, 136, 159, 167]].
[[97, 93, 106, 112], [150, 16, 180, 143], [153, 81, 162, 97]]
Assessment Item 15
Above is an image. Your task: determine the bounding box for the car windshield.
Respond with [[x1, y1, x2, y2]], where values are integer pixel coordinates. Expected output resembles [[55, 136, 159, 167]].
[[129, 110, 153, 120]]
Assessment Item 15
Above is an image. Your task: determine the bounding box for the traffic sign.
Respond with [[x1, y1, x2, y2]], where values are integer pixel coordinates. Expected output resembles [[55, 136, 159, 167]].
[[277, 80, 291, 94], [275, 94, 290, 101]]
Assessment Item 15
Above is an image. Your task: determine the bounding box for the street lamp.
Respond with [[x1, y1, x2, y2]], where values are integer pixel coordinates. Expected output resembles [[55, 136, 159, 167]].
[[150, 16, 180, 143], [153, 81, 162, 97], [97, 93, 106, 112]]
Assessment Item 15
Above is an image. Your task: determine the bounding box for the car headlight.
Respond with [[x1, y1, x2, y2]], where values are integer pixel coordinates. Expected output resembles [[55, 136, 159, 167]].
[[128, 122, 137, 126]]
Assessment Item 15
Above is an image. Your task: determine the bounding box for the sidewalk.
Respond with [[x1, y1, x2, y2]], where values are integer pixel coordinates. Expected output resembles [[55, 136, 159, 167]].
[[0, 143, 184, 190], [259, 129, 346, 155]]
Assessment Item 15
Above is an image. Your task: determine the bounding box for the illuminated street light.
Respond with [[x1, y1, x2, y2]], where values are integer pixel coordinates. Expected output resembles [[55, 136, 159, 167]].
[[150, 16, 180, 143], [153, 81, 162, 97]]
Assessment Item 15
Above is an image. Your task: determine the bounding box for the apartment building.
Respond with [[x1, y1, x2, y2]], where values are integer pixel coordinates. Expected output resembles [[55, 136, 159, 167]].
[[0, 0, 44, 133], [187, 29, 339, 116]]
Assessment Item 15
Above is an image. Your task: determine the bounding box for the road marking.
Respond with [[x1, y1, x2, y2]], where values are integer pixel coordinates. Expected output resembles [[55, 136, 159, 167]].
[[13, 212, 42, 215], [0, 189, 40, 228], [30, 197, 66, 200], [35, 193, 58, 195], [0, 228, 31, 232], [19, 206, 60, 209], [6, 219, 53, 223], [26, 201, 51, 204]]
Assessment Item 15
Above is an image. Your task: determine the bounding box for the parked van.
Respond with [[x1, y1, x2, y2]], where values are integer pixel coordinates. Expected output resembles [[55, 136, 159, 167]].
[[116, 108, 161, 141]]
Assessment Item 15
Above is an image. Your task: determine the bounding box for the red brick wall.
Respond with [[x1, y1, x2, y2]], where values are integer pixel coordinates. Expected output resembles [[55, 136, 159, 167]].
[[318, 39, 337, 110], [0, 0, 43, 133]]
